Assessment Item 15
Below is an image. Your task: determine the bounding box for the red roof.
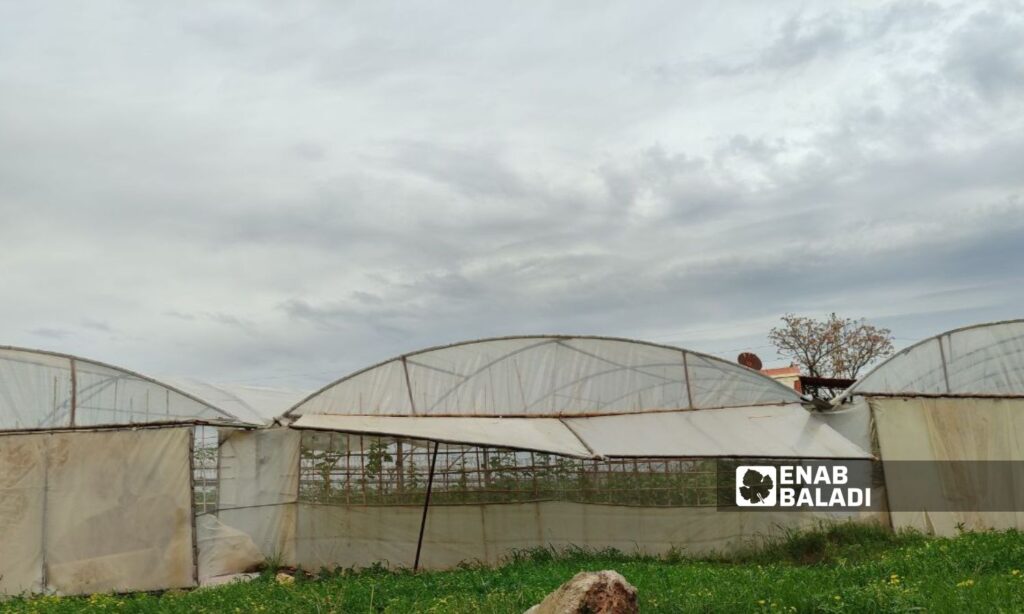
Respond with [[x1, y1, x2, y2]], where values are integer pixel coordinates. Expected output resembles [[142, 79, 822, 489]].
[[761, 366, 801, 377]]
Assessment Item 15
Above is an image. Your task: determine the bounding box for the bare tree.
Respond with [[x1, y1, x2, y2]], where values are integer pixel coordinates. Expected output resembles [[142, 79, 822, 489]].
[[769, 313, 895, 397]]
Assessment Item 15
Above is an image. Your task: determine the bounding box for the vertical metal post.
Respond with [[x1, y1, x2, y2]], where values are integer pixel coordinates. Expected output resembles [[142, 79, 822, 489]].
[[682, 351, 695, 409], [396, 440, 404, 496], [937, 335, 952, 394], [401, 356, 418, 416], [69, 358, 77, 427], [40, 434, 51, 592], [414, 441, 440, 572], [188, 427, 200, 587], [868, 412, 897, 532]]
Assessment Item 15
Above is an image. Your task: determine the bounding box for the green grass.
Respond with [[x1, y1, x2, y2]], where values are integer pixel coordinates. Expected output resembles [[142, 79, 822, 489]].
[[8, 524, 1024, 613]]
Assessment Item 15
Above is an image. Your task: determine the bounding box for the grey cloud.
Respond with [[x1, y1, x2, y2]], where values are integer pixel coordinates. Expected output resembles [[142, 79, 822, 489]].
[[1, 0, 1023, 389], [81, 319, 113, 332], [944, 6, 1024, 102], [280, 298, 414, 338], [599, 146, 708, 209], [204, 312, 256, 329], [704, 12, 854, 76], [350, 291, 385, 306], [291, 142, 328, 162], [28, 328, 72, 340], [164, 310, 256, 332], [706, 1, 944, 76], [761, 14, 852, 70], [387, 141, 532, 201], [164, 311, 198, 321], [272, 200, 1024, 384]]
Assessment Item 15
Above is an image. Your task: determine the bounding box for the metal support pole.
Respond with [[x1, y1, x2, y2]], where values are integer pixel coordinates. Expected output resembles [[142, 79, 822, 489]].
[[188, 427, 200, 587], [40, 434, 51, 591], [69, 358, 77, 427], [414, 441, 440, 572]]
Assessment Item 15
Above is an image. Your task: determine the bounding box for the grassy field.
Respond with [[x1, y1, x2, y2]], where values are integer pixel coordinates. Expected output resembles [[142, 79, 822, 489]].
[[7, 524, 1024, 613]]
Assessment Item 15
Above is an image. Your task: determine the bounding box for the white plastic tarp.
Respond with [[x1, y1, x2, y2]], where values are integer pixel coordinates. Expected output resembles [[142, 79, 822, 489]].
[[0, 427, 195, 596], [0, 347, 246, 431], [817, 397, 874, 455], [0, 434, 46, 594], [162, 378, 303, 426], [292, 405, 871, 459], [295, 501, 883, 571], [0, 349, 72, 430], [73, 361, 229, 427], [217, 428, 300, 565], [872, 396, 1024, 535], [196, 515, 265, 581], [401, 338, 695, 416], [288, 337, 800, 419], [565, 404, 872, 458], [846, 320, 1024, 397], [292, 414, 593, 458]]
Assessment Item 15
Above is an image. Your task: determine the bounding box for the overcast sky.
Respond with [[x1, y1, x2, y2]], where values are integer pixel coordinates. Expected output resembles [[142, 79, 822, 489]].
[[2, 0, 1022, 391]]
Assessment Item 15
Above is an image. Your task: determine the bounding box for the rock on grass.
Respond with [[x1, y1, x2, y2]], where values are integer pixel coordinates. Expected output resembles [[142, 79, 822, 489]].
[[525, 570, 638, 614]]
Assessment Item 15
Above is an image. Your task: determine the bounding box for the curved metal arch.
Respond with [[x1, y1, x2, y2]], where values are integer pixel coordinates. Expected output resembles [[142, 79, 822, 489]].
[[282, 334, 802, 418]]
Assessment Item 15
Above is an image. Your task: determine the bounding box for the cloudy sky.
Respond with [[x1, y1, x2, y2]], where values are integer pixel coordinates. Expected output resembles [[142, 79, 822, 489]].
[[2, 0, 1022, 391]]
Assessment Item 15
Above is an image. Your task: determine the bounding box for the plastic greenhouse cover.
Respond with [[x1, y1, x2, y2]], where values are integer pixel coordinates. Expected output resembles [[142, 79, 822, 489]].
[[217, 428, 300, 564], [870, 396, 1024, 536], [564, 404, 872, 459], [286, 336, 801, 419], [294, 501, 868, 571], [0, 347, 251, 431], [291, 404, 871, 459], [162, 378, 304, 425], [0, 428, 196, 595], [291, 414, 593, 457], [843, 320, 1024, 398], [0, 348, 72, 430]]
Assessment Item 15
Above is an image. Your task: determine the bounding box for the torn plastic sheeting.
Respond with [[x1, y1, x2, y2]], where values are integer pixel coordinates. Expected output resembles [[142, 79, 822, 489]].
[[290, 406, 872, 460], [563, 404, 873, 459], [161, 378, 303, 426], [196, 514, 265, 581], [289, 414, 593, 458], [217, 428, 300, 565]]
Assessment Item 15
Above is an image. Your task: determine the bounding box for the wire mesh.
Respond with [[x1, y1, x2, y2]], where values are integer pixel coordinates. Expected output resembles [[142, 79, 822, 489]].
[[193, 425, 219, 514], [298, 431, 722, 507]]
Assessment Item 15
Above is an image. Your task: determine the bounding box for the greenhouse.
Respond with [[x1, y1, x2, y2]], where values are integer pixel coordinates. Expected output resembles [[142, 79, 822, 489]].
[[2, 335, 879, 596], [0, 346, 264, 596], [267, 335, 873, 571], [829, 320, 1024, 535]]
